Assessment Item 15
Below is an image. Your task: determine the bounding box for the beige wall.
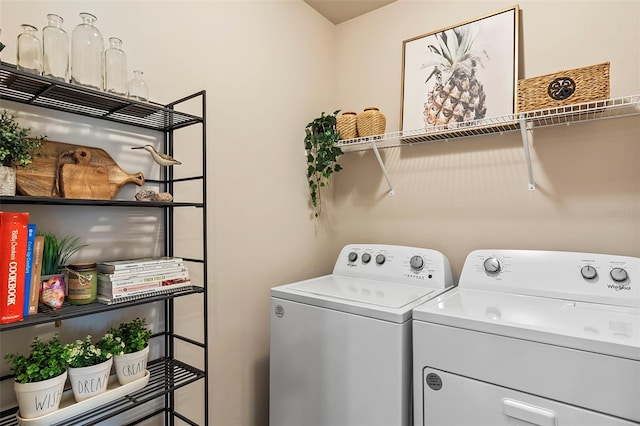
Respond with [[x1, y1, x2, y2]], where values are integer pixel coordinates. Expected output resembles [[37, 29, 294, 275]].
[[0, 1, 638, 426], [330, 0, 640, 276]]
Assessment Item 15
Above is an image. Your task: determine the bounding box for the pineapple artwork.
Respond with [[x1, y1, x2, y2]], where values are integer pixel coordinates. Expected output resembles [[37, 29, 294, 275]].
[[401, 6, 518, 132], [422, 24, 488, 127]]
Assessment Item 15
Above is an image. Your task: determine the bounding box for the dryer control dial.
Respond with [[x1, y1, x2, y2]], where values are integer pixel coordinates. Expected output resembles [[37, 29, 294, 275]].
[[483, 257, 501, 274], [348, 252, 358, 262], [362, 253, 371, 264], [580, 265, 598, 280], [610, 267, 628, 283], [376, 254, 386, 265], [410, 255, 424, 270]]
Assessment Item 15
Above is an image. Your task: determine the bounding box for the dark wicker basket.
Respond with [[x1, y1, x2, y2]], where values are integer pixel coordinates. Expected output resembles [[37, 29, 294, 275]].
[[517, 62, 610, 112]]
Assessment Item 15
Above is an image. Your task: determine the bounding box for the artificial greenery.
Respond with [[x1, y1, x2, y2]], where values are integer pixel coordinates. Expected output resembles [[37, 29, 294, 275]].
[[305, 110, 343, 217], [0, 110, 45, 167], [40, 231, 88, 276], [65, 334, 124, 368], [109, 317, 152, 354], [4, 334, 68, 383]]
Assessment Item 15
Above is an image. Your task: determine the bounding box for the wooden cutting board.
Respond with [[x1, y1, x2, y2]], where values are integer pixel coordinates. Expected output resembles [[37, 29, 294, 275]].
[[59, 149, 111, 199], [16, 141, 145, 199]]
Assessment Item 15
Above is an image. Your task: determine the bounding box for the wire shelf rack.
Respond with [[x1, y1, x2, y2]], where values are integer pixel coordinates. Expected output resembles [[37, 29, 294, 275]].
[[338, 94, 640, 152], [0, 63, 202, 132]]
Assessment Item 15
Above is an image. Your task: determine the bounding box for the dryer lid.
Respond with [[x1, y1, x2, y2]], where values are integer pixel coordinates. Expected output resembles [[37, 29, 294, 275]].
[[413, 288, 640, 360]]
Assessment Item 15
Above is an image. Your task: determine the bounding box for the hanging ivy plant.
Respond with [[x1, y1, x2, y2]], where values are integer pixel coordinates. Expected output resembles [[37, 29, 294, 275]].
[[305, 110, 343, 217]]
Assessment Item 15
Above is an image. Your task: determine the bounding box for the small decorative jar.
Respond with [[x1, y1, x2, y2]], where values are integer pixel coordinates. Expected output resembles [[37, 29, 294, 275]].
[[127, 70, 149, 101], [66, 262, 97, 305], [17, 24, 42, 75], [336, 111, 358, 140], [356, 107, 386, 137], [43, 14, 69, 81]]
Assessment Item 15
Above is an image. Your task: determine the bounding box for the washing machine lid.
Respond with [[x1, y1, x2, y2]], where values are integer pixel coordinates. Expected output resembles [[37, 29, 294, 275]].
[[271, 274, 447, 323], [413, 288, 640, 360]]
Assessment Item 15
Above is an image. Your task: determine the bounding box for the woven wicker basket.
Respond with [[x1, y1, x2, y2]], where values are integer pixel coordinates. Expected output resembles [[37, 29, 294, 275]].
[[357, 107, 386, 137], [517, 62, 610, 112], [336, 112, 358, 139]]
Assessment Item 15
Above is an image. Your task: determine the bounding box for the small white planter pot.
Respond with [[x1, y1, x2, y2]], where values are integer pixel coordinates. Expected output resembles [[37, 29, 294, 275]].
[[68, 357, 113, 402], [113, 345, 149, 385], [14, 370, 67, 419], [0, 165, 16, 196]]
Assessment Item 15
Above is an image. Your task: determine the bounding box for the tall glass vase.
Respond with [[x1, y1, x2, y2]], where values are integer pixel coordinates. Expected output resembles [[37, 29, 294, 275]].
[[43, 14, 69, 82], [104, 37, 127, 95], [17, 24, 42, 75], [71, 13, 104, 90]]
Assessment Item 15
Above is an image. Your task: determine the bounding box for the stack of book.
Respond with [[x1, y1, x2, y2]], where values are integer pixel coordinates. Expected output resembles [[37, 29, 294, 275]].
[[1, 212, 44, 325], [96, 257, 192, 305]]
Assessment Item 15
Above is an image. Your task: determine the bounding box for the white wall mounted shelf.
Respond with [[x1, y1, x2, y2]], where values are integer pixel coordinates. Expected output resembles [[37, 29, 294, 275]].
[[338, 95, 640, 193]]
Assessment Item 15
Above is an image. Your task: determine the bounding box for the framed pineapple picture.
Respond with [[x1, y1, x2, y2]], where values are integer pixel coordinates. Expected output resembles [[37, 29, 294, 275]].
[[400, 5, 519, 131]]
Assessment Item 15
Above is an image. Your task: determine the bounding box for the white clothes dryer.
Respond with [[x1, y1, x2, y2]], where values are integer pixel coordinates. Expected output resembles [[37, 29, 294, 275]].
[[270, 244, 453, 426], [413, 249, 640, 426]]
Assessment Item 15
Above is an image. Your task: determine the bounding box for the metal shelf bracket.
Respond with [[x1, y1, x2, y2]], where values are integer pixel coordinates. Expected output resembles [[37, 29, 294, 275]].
[[370, 139, 395, 196], [518, 117, 536, 191]]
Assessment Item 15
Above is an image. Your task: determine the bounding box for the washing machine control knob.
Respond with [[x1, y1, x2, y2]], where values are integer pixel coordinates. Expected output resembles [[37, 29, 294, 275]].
[[610, 267, 628, 282], [362, 253, 371, 264], [580, 265, 598, 280], [483, 257, 501, 274], [376, 254, 386, 265], [348, 252, 358, 262], [410, 255, 424, 270]]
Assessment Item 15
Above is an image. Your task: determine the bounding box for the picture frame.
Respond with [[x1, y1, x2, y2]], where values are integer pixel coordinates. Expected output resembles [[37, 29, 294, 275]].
[[400, 5, 519, 132]]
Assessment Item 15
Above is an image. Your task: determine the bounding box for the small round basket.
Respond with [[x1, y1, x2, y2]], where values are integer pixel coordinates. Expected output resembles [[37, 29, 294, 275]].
[[357, 107, 386, 137], [336, 112, 358, 140]]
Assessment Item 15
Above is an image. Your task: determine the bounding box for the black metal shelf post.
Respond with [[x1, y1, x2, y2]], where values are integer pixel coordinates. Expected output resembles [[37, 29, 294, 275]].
[[0, 64, 207, 425]]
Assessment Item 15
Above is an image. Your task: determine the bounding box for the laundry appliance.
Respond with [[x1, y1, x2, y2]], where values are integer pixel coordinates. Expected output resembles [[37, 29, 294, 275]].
[[269, 244, 453, 426], [413, 249, 639, 426]]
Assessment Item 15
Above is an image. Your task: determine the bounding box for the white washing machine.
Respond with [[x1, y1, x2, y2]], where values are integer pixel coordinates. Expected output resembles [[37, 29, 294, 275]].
[[270, 244, 453, 426], [413, 249, 640, 426]]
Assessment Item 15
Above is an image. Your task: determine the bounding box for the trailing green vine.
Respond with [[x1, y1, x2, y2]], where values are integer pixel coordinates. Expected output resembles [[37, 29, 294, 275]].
[[305, 110, 343, 217]]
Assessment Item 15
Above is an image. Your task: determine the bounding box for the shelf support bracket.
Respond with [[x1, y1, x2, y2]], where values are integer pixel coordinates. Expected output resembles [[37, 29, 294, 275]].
[[370, 139, 395, 196], [518, 117, 536, 191]]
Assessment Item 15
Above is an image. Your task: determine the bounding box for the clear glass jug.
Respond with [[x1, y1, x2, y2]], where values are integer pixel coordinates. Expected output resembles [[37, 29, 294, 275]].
[[71, 13, 104, 90], [127, 70, 149, 102], [43, 14, 69, 81], [17, 24, 42, 75], [104, 37, 127, 95]]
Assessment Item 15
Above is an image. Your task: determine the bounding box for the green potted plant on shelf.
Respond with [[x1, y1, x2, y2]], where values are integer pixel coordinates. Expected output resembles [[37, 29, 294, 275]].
[[0, 110, 45, 196], [65, 333, 123, 402], [4, 334, 69, 419], [304, 110, 343, 217], [109, 317, 152, 385], [39, 231, 88, 310]]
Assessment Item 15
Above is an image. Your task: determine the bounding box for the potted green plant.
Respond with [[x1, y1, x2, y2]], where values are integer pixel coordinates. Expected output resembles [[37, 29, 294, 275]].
[[109, 317, 152, 385], [39, 231, 87, 310], [4, 334, 69, 419], [0, 110, 45, 196], [304, 110, 344, 217], [65, 333, 123, 402]]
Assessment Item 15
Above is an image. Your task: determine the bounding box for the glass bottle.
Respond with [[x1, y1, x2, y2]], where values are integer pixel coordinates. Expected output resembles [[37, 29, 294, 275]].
[[71, 12, 104, 90], [127, 70, 149, 101], [43, 14, 69, 82], [17, 24, 42, 75], [104, 37, 127, 95]]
